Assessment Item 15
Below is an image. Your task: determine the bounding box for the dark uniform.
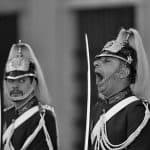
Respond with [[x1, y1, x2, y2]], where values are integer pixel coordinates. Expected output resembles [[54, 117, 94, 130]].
[[3, 96, 58, 150], [89, 87, 150, 150], [88, 28, 150, 150], [2, 41, 58, 150]]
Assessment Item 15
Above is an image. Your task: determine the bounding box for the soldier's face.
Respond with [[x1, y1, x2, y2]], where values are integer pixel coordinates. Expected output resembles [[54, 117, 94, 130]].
[[94, 56, 121, 97], [6, 76, 34, 100]]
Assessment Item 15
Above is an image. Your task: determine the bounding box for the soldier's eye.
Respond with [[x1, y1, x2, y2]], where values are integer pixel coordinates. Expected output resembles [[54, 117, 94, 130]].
[[7, 79, 14, 83], [19, 79, 25, 83], [103, 58, 111, 63]]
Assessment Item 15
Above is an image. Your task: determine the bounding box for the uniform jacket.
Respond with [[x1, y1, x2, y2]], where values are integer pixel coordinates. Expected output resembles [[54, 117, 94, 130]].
[[89, 87, 150, 150], [3, 97, 58, 150]]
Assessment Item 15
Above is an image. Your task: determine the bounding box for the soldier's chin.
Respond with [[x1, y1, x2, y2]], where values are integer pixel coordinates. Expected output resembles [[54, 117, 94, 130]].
[[97, 80, 107, 98], [98, 92, 106, 100], [98, 87, 106, 97], [97, 78, 106, 89]]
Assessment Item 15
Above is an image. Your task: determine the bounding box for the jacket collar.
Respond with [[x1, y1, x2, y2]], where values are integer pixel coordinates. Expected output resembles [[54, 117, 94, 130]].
[[16, 96, 38, 116], [106, 87, 133, 104]]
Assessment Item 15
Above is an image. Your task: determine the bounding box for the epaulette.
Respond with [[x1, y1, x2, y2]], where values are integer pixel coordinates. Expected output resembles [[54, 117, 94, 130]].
[[3, 105, 14, 112], [141, 98, 150, 104], [41, 104, 59, 147], [42, 104, 54, 113], [38, 103, 55, 115]]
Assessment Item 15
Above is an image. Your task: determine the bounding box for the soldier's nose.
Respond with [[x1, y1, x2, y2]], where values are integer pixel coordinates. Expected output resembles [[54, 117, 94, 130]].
[[93, 61, 99, 67], [94, 60, 102, 68]]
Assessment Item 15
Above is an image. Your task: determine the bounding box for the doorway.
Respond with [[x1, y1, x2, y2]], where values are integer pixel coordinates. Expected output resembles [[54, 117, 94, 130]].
[[74, 5, 135, 150]]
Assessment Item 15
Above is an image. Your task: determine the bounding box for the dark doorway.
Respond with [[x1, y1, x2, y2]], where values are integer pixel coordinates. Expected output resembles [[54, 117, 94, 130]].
[[0, 14, 18, 146], [74, 5, 135, 150]]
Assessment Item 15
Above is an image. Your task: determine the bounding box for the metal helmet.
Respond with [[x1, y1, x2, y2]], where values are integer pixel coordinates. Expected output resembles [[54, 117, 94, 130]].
[[96, 28, 150, 100], [3, 41, 51, 105]]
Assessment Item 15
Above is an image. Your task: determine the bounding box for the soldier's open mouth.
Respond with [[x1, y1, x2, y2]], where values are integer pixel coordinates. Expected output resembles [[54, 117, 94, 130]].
[[96, 72, 104, 82]]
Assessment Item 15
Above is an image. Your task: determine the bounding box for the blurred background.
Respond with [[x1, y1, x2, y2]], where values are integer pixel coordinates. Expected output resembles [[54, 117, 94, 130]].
[[1, 0, 150, 150]]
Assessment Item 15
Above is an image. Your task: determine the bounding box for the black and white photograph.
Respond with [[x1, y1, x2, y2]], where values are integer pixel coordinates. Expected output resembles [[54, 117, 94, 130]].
[[1, 0, 150, 150]]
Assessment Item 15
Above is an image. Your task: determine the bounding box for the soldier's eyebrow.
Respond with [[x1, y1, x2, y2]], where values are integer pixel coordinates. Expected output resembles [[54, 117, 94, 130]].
[[6, 79, 15, 82]]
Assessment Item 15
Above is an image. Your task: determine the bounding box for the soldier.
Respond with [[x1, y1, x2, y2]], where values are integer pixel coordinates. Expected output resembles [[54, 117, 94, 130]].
[[89, 28, 150, 150], [2, 41, 58, 150]]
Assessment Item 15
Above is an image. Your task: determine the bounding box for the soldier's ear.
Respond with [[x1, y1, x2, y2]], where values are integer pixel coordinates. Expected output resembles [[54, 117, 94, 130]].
[[117, 66, 130, 79], [31, 77, 37, 88]]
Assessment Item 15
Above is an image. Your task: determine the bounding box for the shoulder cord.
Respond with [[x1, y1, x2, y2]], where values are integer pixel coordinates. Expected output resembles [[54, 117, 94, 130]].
[[21, 110, 53, 150], [40, 112, 54, 150], [3, 122, 15, 150], [3, 110, 54, 150], [42, 104, 59, 149], [92, 102, 150, 150]]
